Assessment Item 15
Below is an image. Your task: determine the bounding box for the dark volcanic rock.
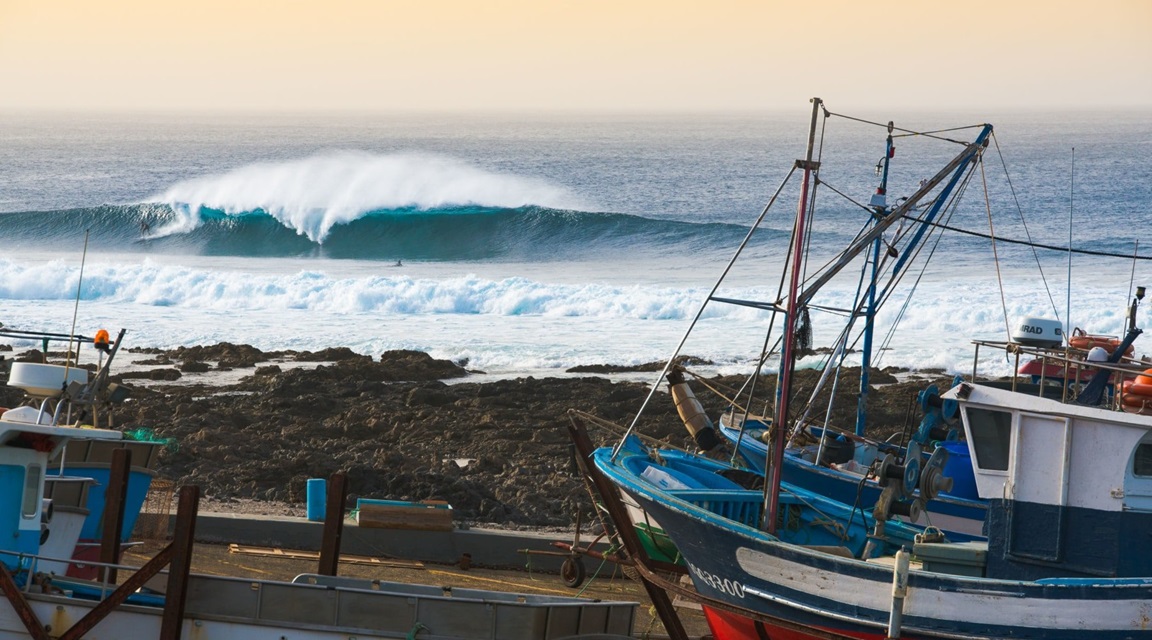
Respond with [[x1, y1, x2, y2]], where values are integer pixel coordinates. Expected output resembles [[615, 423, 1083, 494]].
[[169, 343, 267, 365], [102, 346, 943, 529], [566, 355, 714, 374], [295, 347, 370, 362], [180, 361, 211, 373]]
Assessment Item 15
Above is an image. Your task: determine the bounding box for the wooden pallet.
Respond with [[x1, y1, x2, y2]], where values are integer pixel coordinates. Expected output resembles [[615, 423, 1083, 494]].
[[227, 544, 425, 569]]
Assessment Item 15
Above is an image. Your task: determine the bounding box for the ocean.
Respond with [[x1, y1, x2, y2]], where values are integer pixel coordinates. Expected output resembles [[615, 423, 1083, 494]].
[[2, 107, 1150, 380]]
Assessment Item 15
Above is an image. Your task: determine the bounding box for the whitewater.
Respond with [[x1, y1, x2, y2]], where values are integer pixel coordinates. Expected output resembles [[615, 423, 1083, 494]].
[[1, 108, 1150, 379]]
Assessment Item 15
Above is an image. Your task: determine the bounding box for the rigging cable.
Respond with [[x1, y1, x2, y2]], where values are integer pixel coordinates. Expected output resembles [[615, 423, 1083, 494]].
[[903, 218, 1152, 260], [613, 164, 799, 458], [980, 157, 1013, 339], [872, 176, 971, 367], [991, 132, 1063, 323], [822, 108, 984, 146]]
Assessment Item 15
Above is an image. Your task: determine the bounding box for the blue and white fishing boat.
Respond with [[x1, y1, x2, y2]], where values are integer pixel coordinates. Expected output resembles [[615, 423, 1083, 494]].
[[0, 350, 639, 639], [589, 98, 1152, 639], [597, 364, 1152, 639], [0, 328, 165, 579]]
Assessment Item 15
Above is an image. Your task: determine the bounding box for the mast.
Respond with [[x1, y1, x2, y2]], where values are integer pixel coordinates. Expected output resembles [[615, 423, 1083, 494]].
[[765, 114, 993, 534], [856, 122, 895, 436], [765, 97, 822, 535]]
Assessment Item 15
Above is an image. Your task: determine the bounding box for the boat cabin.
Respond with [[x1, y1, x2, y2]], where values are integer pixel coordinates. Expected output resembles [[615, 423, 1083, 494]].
[[946, 381, 1152, 580]]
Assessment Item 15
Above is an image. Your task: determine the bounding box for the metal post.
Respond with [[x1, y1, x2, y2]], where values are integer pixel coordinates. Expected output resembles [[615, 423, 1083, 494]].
[[886, 548, 911, 639]]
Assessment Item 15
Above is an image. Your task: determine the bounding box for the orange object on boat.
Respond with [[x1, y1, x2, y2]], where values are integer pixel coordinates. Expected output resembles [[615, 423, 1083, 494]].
[[1121, 378, 1152, 415], [1068, 328, 1134, 358]]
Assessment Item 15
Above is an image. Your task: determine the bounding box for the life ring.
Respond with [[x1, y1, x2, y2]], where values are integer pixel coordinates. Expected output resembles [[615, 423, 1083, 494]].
[[1068, 328, 1134, 358], [1122, 403, 1152, 416], [1124, 383, 1152, 398], [1120, 378, 1152, 414]]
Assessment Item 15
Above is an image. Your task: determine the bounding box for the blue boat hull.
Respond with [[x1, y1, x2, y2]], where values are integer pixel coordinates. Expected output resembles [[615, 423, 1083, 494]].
[[619, 476, 1152, 640]]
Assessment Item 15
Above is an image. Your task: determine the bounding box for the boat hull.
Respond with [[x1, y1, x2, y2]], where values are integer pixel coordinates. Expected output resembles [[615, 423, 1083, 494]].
[[625, 484, 1152, 640], [0, 572, 637, 640]]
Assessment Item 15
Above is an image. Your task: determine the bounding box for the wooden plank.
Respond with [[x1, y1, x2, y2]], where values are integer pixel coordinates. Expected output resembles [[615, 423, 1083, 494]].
[[228, 544, 425, 569], [355, 503, 454, 531]]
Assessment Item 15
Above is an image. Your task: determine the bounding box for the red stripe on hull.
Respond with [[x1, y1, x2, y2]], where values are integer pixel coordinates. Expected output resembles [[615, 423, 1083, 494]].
[[702, 606, 879, 640]]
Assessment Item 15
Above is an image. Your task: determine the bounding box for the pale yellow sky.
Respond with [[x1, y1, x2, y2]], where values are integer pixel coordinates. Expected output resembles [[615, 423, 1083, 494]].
[[0, 0, 1148, 112]]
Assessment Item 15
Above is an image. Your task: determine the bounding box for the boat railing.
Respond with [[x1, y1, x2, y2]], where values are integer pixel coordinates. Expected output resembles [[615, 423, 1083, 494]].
[[667, 489, 764, 528], [970, 339, 1152, 411], [0, 548, 142, 600]]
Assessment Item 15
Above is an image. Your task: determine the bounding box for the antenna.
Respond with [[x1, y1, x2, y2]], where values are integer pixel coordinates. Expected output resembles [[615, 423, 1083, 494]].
[[64, 230, 91, 379], [1065, 147, 1074, 344], [1129, 240, 1142, 333]]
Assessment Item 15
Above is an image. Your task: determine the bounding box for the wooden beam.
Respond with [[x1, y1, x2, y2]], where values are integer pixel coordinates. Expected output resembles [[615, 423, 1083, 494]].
[[160, 485, 199, 640], [317, 472, 348, 576], [566, 414, 690, 640], [0, 562, 50, 640], [98, 447, 131, 584], [57, 544, 175, 640]]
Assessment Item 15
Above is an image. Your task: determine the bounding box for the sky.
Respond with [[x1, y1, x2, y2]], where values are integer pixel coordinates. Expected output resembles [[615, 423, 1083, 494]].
[[0, 0, 1149, 113]]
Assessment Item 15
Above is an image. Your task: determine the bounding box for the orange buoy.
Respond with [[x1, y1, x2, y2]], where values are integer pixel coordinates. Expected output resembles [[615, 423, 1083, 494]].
[[1121, 379, 1152, 415], [1069, 329, 1134, 359]]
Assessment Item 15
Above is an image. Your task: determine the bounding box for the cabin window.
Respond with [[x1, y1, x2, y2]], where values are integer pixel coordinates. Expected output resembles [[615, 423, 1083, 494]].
[[21, 464, 41, 520], [965, 408, 1012, 471], [1134, 444, 1152, 477]]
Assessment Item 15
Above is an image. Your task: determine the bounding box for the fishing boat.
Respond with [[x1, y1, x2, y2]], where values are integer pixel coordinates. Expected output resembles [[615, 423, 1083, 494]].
[[0, 368, 639, 639], [0, 327, 167, 579], [595, 354, 1152, 639], [587, 98, 1152, 639]]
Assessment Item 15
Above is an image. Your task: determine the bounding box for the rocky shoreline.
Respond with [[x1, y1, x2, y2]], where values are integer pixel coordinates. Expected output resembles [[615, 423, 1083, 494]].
[[0, 343, 952, 530]]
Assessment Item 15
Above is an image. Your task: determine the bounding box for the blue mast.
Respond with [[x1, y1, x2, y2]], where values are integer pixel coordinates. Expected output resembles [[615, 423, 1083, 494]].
[[854, 123, 994, 436], [856, 122, 895, 436]]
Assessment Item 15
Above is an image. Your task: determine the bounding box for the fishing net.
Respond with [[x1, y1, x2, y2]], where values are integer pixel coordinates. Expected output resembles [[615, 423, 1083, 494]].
[[122, 427, 179, 452], [133, 478, 176, 541]]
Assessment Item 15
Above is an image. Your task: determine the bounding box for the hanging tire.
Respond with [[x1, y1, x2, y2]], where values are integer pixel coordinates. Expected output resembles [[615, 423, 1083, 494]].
[[561, 556, 586, 588]]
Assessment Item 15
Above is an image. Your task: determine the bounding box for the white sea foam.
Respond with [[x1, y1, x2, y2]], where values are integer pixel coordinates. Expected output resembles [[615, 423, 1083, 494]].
[[151, 151, 589, 242], [1, 257, 1146, 379]]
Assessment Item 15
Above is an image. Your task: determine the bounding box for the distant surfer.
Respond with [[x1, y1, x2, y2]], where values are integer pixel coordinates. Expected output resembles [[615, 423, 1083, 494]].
[[139, 219, 151, 238], [394, 259, 403, 267]]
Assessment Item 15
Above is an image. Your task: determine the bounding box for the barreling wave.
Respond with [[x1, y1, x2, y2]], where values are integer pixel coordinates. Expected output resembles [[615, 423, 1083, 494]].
[[0, 152, 794, 261], [0, 203, 768, 261]]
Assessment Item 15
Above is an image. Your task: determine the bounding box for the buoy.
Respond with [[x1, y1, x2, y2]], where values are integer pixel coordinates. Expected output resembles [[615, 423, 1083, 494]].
[[1121, 378, 1152, 415], [1069, 328, 1134, 358], [666, 369, 722, 452]]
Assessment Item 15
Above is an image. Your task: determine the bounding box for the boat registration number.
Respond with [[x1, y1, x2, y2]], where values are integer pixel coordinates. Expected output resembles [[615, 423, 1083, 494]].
[[686, 560, 745, 599]]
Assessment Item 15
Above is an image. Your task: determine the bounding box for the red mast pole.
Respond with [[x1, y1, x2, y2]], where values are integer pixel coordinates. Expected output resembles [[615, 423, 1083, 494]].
[[766, 97, 822, 535]]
